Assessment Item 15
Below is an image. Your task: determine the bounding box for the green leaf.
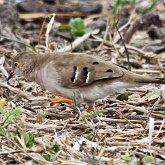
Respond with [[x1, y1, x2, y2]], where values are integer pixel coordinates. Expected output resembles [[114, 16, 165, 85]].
[[144, 88, 160, 101], [112, 0, 136, 14], [51, 144, 60, 153], [116, 91, 132, 101], [23, 132, 35, 147], [112, 0, 156, 15], [0, 108, 6, 117], [79, 109, 107, 121], [69, 17, 86, 36], [43, 154, 52, 161], [142, 155, 155, 164], [58, 24, 71, 31], [135, 0, 157, 14], [0, 126, 6, 136], [123, 154, 132, 163], [0, 107, 22, 124], [83, 133, 93, 140], [8, 107, 22, 121]]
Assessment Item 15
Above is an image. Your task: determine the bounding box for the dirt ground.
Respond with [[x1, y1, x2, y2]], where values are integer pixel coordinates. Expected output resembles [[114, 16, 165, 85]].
[[0, 0, 165, 165]]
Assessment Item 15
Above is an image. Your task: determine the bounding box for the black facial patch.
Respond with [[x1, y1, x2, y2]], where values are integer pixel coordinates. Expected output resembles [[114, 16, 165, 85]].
[[71, 66, 77, 82], [93, 61, 99, 65], [106, 69, 113, 72], [82, 67, 88, 81]]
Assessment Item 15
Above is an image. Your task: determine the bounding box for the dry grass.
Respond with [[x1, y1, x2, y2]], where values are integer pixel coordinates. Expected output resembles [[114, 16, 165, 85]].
[[0, 1, 165, 165]]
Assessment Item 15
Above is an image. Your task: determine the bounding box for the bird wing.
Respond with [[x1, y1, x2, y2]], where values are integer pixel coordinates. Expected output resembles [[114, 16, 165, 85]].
[[48, 53, 124, 88]]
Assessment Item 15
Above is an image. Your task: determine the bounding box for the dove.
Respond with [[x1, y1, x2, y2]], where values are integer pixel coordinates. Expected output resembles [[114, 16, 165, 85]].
[[9, 51, 165, 112]]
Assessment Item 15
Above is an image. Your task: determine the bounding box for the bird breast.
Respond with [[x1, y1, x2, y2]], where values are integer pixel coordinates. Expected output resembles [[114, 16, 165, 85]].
[[34, 63, 84, 102], [80, 81, 138, 102]]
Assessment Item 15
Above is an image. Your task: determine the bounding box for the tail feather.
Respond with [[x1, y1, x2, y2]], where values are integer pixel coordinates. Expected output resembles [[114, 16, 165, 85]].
[[136, 77, 165, 84], [154, 78, 165, 84], [122, 69, 165, 84]]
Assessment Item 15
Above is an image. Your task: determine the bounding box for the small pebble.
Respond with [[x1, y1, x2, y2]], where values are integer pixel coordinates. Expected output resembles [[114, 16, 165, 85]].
[[131, 112, 137, 116]]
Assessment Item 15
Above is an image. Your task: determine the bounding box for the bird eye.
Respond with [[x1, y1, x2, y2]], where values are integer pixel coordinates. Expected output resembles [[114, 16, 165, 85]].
[[14, 62, 24, 68], [14, 62, 18, 67]]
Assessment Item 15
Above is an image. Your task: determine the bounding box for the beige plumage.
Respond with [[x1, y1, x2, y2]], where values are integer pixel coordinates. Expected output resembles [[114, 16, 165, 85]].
[[10, 51, 165, 111]]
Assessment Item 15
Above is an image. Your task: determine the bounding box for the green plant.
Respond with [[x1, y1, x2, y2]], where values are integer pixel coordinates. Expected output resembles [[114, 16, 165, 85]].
[[0, 107, 22, 125], [69, 17, 86, 36], [51, 143, 60, 153], [123, 154, 132, 163], [0, 125, 6, 136], [79, 109, 107, 121], [22, 132, 35, 148], [142, 155, 155, 164], [42, 144, 60, 162], [43, 153, 53, 161], [68, 17, 91, 36], [112, 0, 158, 15], [116, 91, 132, 101]]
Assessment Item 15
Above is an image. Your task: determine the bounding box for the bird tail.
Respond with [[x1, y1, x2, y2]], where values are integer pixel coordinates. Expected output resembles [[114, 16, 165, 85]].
[[136, 77, 165, 84], [123, 69, 165, 84], [153, 78, 165, 84]]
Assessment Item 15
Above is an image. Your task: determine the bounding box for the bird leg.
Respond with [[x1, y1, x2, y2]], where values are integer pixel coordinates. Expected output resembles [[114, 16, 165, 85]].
[[49, 97, 73, 106], [50, 97, 94, 112]]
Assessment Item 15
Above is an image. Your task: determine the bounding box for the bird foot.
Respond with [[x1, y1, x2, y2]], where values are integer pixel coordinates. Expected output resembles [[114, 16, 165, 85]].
[[49, 97, 73, 106], [86, 104, 94, 112], [50, 97, 94, 112]]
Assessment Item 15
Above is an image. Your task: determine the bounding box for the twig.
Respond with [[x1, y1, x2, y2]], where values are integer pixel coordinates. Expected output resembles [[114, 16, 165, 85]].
[[46, 112, 73, 119], [132, 69, 160, 74], [153, 119, 165, 139], [2, 133, 49, 164], [123, 102, 165, 119], [123, 17, 141, 44], [106, 141, 146, 147], [0, 34, 32, 48], [111, 99, 165, 119], [125, 44, 160, 65], [160, 85, 165, 104], [19, 12, 89, 20], [96, 117, 143, 124], [0, 55, 9, 78], [115, 24, 131, 70], [0, 81, 49, 101], [45, 13, 56, 51], [24, 122, 89, 131], [57, 29, 100, 52], [118, 10, 135, 33], [144, 97, 160, 128], [0, 81, 32, 100], [38, 16, 47, 44]]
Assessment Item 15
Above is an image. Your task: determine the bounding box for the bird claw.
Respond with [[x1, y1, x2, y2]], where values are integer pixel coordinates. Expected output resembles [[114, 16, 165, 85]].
[[49, 97, 73, 106], [86, 104, 94, 112]]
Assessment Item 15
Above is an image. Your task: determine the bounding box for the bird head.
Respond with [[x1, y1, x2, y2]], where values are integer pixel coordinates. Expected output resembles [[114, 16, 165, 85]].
[[7, 51, 37, 81]]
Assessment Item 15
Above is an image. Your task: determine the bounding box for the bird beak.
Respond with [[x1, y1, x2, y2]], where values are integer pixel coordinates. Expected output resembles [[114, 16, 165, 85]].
[[7, 71, 14, 81]]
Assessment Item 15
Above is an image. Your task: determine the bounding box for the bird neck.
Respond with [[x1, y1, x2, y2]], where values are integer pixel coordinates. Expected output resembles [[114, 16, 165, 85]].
[[23, 54, 51, 81]]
